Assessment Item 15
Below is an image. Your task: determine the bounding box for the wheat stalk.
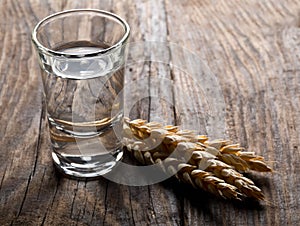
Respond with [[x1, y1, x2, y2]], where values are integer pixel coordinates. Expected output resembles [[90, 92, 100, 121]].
[[124, 118, 272, 200]]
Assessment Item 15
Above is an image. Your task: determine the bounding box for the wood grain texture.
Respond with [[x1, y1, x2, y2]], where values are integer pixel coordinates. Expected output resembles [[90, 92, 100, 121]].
[[0, 0, 299, 225]]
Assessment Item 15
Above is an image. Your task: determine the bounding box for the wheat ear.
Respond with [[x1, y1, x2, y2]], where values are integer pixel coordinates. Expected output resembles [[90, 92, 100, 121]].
[[124, 118, 271, 200]]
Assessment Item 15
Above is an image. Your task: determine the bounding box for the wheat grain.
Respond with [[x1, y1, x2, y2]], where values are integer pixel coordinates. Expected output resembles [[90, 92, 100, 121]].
[[206, 140, 272, 172], [124, 118, 271, 200]]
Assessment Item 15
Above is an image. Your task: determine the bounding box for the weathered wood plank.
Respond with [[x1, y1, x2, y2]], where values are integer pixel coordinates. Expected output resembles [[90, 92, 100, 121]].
[[165, 0, 300, 225]]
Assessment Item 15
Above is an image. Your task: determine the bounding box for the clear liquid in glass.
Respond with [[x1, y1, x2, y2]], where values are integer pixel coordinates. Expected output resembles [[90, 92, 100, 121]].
[[41, 41, 124, 178]]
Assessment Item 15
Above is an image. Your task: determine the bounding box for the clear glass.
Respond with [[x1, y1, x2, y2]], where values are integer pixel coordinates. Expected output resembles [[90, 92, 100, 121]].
[[32, 9, 130, 179]]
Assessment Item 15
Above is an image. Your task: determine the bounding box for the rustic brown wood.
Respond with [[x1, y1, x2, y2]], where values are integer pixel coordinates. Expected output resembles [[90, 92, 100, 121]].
[[0, 0, 299, 225]]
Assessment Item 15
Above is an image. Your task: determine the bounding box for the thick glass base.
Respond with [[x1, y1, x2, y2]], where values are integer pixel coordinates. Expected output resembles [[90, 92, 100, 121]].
[[52, 149, 123, 180]]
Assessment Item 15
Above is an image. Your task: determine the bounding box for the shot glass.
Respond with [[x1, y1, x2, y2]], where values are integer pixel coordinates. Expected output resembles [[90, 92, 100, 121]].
[[32, 9, 130, 179]]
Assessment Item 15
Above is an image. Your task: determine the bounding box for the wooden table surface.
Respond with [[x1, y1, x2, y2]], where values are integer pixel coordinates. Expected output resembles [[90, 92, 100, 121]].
[[1, 0, 300, 225]]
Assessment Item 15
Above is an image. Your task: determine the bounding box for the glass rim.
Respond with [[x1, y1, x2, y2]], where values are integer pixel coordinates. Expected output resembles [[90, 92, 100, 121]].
[[31, 9, 130, 58]]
